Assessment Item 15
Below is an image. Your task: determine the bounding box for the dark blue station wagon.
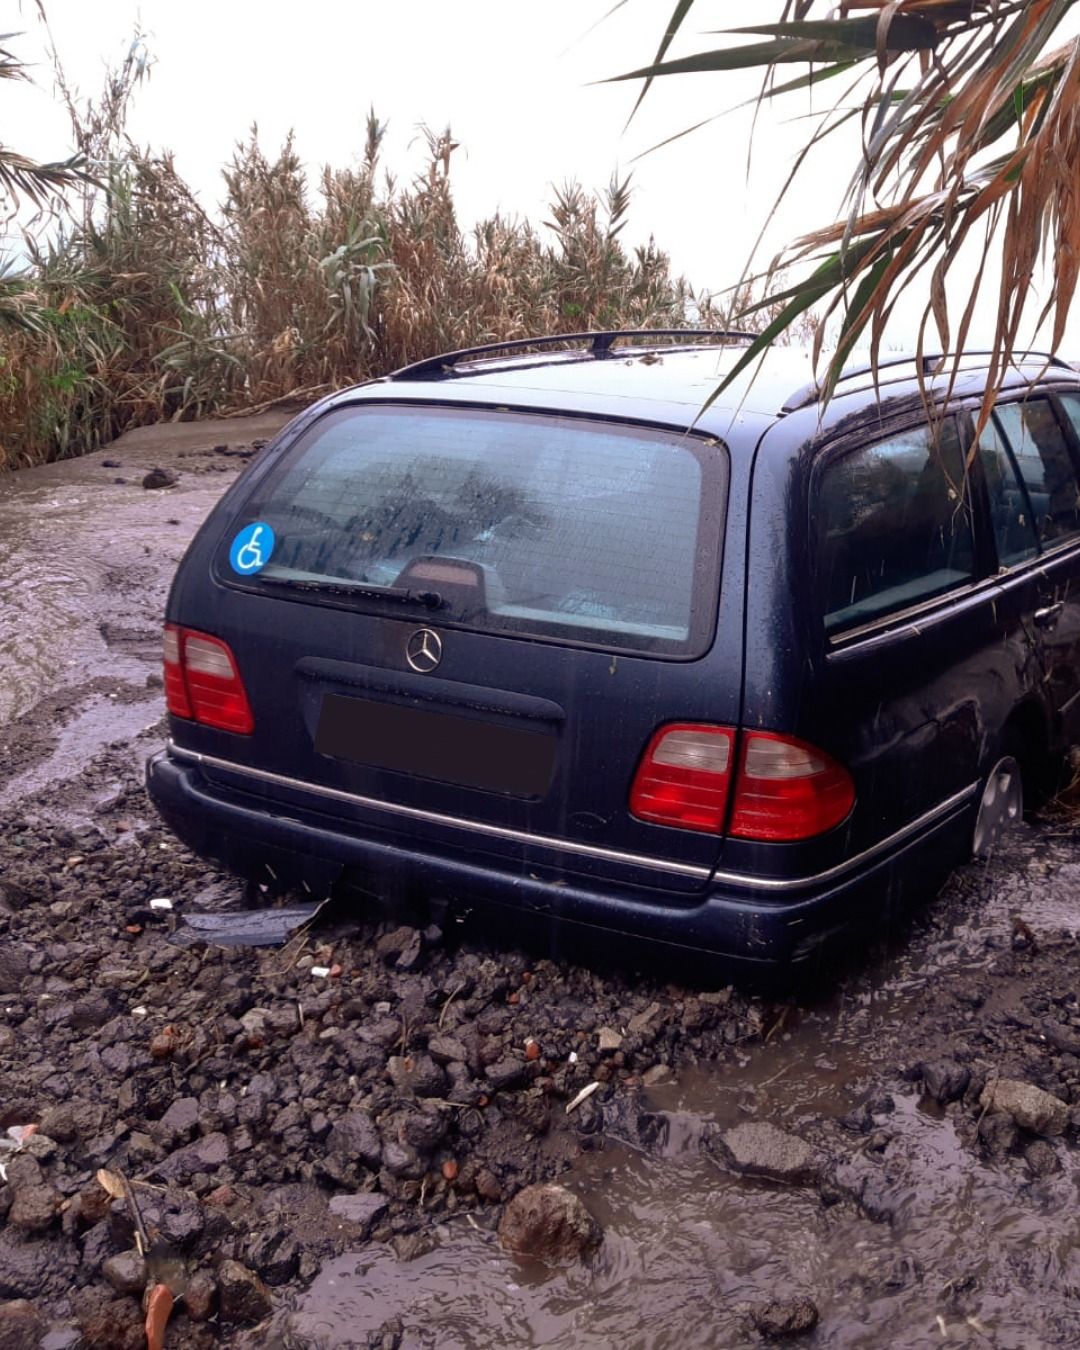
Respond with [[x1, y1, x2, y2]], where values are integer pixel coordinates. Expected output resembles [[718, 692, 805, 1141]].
[[146, 333, 1080, 967]]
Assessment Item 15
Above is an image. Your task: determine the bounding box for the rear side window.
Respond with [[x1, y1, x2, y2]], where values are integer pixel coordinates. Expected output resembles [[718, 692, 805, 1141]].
[[993, 398, 1080, 549], [816, 418, 975, 633], [976, 415, 1039, 566], [224, 405, 725, 656], [1061, 391, 1080, 444]]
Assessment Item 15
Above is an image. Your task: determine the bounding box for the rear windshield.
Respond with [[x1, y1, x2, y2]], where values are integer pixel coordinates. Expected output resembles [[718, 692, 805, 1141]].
[[219, 404, 726, 657]]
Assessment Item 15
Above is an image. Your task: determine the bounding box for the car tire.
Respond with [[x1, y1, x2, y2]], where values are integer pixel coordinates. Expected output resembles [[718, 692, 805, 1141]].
[[972, 730, 1026, 859]]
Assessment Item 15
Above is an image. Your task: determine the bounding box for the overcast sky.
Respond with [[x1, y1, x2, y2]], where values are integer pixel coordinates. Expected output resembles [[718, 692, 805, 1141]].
[[8, 0, 1080, 357]]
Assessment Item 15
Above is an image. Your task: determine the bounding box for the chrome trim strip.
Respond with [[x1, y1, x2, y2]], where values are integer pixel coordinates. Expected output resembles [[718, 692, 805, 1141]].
[[166, 742, 710, 880], [713, 782, 977, 891], [1060, 686, 1080, 717], [166, 742, 976, 894]]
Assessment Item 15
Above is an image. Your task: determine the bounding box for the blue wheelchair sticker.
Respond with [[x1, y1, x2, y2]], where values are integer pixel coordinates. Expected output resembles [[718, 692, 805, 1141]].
[[229, 522, 275, 575]]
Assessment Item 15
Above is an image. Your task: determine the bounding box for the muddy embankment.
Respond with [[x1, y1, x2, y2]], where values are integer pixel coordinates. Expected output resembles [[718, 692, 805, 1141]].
[[3, 422, 1080, 1349]]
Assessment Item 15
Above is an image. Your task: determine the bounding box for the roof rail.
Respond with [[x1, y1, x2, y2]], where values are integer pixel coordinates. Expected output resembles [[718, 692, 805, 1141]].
[[782, 348, 1073, 414], [388, 329, 756, 382]]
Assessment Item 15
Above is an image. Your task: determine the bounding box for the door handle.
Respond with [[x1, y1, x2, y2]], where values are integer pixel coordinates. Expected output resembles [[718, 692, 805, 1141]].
[[1034, 601, 1064, 629]]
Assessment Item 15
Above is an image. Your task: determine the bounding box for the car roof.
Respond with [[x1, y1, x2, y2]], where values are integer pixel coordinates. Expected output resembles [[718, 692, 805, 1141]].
[[326, 337, 1079, 448]]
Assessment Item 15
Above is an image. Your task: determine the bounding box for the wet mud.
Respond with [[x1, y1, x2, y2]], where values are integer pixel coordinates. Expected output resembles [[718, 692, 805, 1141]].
[[2, 421, 1080, 1349]]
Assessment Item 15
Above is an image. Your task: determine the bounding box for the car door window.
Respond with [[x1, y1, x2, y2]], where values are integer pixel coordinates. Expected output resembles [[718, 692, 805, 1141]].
[[976, 414, 1039, 566], [817, 418, 975, 633], [994, 398, 1080, 548]]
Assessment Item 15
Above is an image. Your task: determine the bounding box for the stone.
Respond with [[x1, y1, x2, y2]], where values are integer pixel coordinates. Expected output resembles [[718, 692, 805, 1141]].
[[402, 1110, 446, 1152], [157, 1096, 200, 1145], [102, 1250, 147, 1297], [1024, 1139, 1061, 1177], [978, 1112, 1019, 1159], [8, 1184, 60, 1233], [386, 1054, 447, 1098], [327, 1193, 389, 1234], [160, 1200, 204, 1247], [597, 1027, 623, 1052], [427, 1035, 468, 1064], [142, 466, 178, 490], [710, 1122, 823, 1184], [217, 1260, 272, 1325], [328, 1111, 382, 1169], [184, 1271, 217, 1321], [641, 1064, 674, 1087], [0, 1301, 45, 1350], [921, 1061, 971, 1105], [381, 1141, 424, 1179], [497, 1183, 602, 1264], [628, 1002, 663, 1036], [245, 1229, 300, 1286], [748, 1298, 820, 1339], [979, 1078, 1068, 1136], [375, 926, 417, 961], [486, 1058, 527, 1092]]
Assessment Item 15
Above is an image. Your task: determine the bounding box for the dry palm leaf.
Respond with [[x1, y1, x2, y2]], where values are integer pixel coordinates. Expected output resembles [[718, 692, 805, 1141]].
[[614, 0, 1080, 415]]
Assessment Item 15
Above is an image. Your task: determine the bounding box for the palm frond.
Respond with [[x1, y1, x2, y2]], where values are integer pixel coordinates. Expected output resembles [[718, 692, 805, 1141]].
[[615, 0, 1080, 409]]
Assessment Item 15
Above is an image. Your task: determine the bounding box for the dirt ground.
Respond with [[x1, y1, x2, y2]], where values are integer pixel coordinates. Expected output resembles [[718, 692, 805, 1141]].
[[3, 420, 1080, 1349]]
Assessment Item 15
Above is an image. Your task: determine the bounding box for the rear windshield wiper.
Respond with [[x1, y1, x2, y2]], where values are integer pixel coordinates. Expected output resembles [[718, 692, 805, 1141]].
[[257, 574, 443, 609]]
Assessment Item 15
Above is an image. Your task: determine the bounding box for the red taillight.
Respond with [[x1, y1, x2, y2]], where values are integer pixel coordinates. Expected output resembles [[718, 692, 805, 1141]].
[[630, 724, 854, 841], [162, 625, 254, 734], [163, 623, 192, 720], [729, 732, 854, 841], [630, 724, 735, 833]]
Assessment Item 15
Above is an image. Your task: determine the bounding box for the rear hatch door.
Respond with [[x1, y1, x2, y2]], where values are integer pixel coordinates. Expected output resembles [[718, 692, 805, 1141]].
[[178, 400, 739, 893]]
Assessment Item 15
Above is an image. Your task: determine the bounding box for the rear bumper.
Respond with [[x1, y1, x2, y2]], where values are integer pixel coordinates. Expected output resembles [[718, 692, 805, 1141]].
[[145, 747, 976, 967]]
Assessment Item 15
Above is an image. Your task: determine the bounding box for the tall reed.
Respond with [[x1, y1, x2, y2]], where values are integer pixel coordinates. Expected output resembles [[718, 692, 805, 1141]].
[[1, 55, 747, 471]]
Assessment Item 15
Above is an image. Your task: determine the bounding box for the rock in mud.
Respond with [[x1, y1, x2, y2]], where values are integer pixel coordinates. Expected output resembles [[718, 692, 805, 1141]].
[[1024, 1139, 1061, 1177], [978, 1111, 1019, 1160], [920, 1060, 971, 1105], [184, 1270, 217, 1322], [217, 1260, 272, 1324], [327, 1193, 388, 1234], [709, 1121, 823, 1184], [980, 1078, 1067, 1136], [102, 1250, 147, 1297], [0, 1300, 45, 1350], [8, 1183, 61, 1234], [327, 1111, 382, 1170], [387, 1054, 448, 1098], [141, 466, 178, 490], [497, 1183, 602, 1264], [748, 1298, 820, 1339], [245, 1228, 300, 1286]]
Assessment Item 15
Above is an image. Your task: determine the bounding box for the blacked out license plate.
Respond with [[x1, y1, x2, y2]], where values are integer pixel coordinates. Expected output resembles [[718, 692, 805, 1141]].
[[315, 693, 556, 797]]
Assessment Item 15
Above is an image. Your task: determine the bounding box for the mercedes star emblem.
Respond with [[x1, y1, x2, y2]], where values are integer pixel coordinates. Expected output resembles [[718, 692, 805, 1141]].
[[406, 628, 443, 674]]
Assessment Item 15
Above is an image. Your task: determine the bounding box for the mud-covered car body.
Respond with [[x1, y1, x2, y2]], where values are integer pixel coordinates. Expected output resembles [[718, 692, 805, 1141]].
[[147, 333, 1080, 966]]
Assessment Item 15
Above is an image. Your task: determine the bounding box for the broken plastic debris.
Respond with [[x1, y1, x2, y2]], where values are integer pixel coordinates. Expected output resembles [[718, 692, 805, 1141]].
[[168, 899, 326, 949], [145, 1284, 174, 1350], [149, 897, 173, 911], [565, 1082, 600, 1115], [310, 966, 331, 978], [131, 1005, 148, 1017]]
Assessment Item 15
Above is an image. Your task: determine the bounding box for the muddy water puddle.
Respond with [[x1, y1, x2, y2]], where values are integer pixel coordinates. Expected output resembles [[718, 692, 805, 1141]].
[[290, 832, 1080, 1349], [290, 1096, 1080, 1349], [0, 475, 216, 725], [0, 415, 289, 793]]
